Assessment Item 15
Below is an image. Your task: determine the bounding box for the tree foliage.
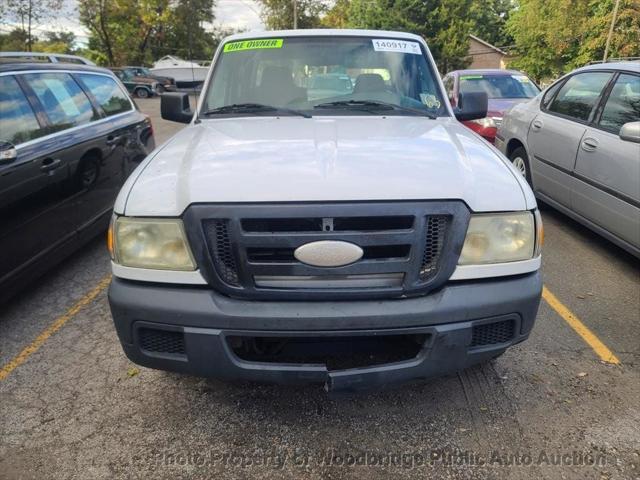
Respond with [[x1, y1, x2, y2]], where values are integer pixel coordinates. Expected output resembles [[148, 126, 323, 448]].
[[78, 0, 221, 66], [4, 0, 64, 50], [0, 27, 76, 53], [318, 0, 516, 71], [507, 0, 640, 81], [257, 0, 327, 30]]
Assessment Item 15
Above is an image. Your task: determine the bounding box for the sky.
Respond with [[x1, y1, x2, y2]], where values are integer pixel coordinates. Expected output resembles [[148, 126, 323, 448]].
[[1, 0, 265, 47]]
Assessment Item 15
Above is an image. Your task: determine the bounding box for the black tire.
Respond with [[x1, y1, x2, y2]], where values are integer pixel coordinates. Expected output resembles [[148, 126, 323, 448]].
[[135, 87, 150, 99], [509, 146, 533, 186], [76, 155, 101, 189]]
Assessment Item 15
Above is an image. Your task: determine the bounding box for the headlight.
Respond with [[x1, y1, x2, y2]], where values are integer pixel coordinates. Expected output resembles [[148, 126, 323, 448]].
[[470, 117, 496, 128], [459, 212, 537, 265], [111, 217, 196, 270]]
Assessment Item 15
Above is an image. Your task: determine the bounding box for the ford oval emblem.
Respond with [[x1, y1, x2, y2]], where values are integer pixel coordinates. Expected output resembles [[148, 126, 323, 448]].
[[294, 240, 364, 267]]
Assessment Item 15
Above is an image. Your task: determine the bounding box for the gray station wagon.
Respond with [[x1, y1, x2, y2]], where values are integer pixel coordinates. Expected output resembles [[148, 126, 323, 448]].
[[496, 62, 640, 257]]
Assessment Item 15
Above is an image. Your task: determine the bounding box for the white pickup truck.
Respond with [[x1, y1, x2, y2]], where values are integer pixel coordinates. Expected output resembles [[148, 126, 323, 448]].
[[107, 30, 543, 391]]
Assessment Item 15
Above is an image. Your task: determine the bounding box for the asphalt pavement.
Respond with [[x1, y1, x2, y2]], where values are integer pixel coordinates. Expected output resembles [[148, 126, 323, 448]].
[[1, 98, 639, 480]]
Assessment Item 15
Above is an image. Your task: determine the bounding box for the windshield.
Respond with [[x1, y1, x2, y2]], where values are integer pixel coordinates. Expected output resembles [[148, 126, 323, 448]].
[[459, 74, 540, 99], [203, 36, 447, 117], [140, 68, 152, 76]]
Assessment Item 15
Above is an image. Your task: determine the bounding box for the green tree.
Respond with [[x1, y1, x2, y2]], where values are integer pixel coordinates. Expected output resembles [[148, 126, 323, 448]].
[[507, 0, 640, 81], [78, 0, 222, 66], [257, 0, 327, 30], [5, 0, 63, 51], [150, 0, 218, 61], [0, 28, 31, 51], [320, 0, 517, 71]]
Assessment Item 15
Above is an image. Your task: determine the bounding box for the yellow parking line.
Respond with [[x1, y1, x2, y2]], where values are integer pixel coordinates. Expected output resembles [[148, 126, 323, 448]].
[[542, 286, 620, 365], [0, 275, 111, 381]]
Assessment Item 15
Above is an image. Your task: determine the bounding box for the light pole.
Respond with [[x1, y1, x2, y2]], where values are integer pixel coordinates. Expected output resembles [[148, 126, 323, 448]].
[[603, 0, 621, 62], [293, 0, 297, 29]]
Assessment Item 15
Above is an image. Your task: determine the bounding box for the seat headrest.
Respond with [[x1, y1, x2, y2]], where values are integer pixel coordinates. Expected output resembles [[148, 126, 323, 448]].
[[260, 66, 294, 88], [353, 74, 386, 94]]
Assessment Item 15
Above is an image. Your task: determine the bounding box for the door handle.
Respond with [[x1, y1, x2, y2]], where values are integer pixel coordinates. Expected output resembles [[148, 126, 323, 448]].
[[581, 138, 598, 152], [41, 158, 61, 172], [531, 119, 543, 131], [106, 135, 121, 146]]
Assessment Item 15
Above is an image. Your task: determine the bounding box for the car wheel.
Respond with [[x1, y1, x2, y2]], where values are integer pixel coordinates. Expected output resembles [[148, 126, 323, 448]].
[[78, 156, 100, 189], [135, 88, 150, 99], [509, 146, 532, 186]]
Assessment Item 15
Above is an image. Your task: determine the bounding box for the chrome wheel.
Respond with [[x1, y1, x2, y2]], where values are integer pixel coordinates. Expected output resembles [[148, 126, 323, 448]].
[[512, 156, 527, 177]]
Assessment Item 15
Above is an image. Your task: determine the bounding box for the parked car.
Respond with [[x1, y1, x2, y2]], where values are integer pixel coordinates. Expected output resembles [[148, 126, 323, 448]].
[[0, 51, 95, 65], [108, 29, 543, 391], [443, 69, 540, 143], [497, 62, 639, 257], [123, 66, 176, 93], [0, 62, 154, 302], [111, 67, 159, 98]]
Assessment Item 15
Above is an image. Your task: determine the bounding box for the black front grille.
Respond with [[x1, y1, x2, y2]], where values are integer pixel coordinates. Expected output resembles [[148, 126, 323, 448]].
[[139, 328, 186, 355], [203, 220, 240, 286], [420, 215, 449, 280], [470, 320, 516, 347], [184, 202, 470, 300]]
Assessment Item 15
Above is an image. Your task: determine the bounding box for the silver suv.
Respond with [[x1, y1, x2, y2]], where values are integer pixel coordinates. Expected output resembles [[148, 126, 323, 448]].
[[496, 62, 640, 257]]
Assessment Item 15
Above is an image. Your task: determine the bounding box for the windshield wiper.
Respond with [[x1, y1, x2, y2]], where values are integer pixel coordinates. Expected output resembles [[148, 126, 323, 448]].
[[202, 103, 311, 118], [314, 100, 436, 119]]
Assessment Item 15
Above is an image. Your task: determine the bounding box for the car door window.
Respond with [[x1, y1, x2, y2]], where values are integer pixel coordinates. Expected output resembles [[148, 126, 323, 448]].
[[548, 72, 612, 122], [598, 73, 640, 134], [0, 76, 43, 145], [78, 73, 132, 116], [22, 72, 97, 131]]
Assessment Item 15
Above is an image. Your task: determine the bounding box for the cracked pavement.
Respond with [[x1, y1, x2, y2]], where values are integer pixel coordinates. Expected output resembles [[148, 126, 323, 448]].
[[1, 98, 639, 480]]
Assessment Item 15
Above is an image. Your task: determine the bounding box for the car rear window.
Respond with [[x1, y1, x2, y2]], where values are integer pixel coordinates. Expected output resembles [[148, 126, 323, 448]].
[[78, 73, 132, 116], [459, 74, 539, 99], [23, 72, 97, 130], [0, 76, 43, 145]]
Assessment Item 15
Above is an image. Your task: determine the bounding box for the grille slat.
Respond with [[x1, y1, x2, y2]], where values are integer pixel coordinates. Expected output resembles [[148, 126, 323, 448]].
[[470, 320, 516, 347], [139, 328, 186, 355]]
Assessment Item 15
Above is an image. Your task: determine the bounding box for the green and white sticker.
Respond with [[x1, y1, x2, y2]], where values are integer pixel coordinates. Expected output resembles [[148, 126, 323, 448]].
[[460, 75, 483, 80], [224, 38, 283, 53]]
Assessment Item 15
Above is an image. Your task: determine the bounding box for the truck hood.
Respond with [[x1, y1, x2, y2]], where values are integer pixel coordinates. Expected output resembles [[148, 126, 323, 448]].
[[118, 116, 531, 216]]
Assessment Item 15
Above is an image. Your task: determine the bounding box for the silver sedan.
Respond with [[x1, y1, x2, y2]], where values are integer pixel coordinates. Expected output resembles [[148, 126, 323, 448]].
[[496, 62, 640, 257]]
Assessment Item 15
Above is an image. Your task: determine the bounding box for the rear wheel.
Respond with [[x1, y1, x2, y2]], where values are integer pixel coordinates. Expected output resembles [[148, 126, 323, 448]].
[[76, 155, 100, 189], [135, 87, 150, 99], [509, 146, 532, 186]]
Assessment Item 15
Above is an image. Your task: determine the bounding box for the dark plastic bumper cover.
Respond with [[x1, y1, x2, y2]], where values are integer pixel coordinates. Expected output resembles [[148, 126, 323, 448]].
[[108, 271, 542, 391]]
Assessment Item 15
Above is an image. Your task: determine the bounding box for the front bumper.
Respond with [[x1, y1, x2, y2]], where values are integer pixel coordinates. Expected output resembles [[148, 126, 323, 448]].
[[108, 271, 542, 391]]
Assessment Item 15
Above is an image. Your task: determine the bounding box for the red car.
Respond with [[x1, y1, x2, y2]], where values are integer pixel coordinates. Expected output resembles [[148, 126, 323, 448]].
[[442, 69, 540, 143]]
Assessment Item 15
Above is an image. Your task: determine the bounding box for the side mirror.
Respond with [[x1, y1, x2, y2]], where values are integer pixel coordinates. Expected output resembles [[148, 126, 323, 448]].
[[161, 92, 193, 124], [454, 91, 488, 122], [619, 121, 640, 144], [0, 141, 17, 165]]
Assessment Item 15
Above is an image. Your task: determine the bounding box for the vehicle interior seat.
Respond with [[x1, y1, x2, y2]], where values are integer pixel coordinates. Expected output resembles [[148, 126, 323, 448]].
[[353, 73, 386, 94], [258, 66, 307, 106]]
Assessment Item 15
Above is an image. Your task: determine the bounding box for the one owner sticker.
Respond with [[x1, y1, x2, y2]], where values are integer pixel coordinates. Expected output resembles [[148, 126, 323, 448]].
[[372, 39, 421, 55], [224, 39, 283, 53]]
